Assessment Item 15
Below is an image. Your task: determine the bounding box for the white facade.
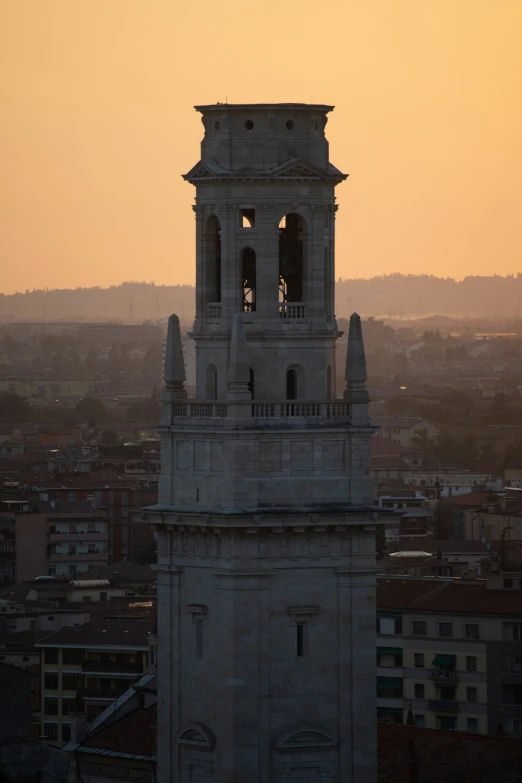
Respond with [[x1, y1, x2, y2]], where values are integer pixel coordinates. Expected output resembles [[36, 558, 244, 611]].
[[146, 103, 389, 783]]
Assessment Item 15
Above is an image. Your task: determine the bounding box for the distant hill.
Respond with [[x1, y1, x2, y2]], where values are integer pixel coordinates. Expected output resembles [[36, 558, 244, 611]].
[[1, 274, 522, 323]]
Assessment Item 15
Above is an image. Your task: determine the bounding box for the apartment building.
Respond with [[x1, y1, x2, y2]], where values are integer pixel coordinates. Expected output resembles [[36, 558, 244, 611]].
[[2, 502, 109, 581], [36, 616, 153, 745], [376, 574, 522, 736]]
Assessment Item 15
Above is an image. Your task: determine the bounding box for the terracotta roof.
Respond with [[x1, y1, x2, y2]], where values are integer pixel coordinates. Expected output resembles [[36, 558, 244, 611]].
[[378, 724, 522, 783], [81, 561, 156, 584], [79, 713, 522, 779], [377, 577, 522, 616], [35, 616, 154, 649], [371, 439, 422, 457], [442, 491, 497, 507], [81, 705, 156, 758]]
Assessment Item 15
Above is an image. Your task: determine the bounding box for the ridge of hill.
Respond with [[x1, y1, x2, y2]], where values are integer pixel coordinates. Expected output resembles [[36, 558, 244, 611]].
[[1, 274, 522, 322]]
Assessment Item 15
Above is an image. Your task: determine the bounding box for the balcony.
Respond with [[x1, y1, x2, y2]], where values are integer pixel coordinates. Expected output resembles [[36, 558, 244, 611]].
[[206, 303, 221, 322], [279, 302, 306, 321], [431, 669, 458, 681], [169, 400, 352, 427], [83, 688, 125, 701], [429, 700, 459, 712], [48, 533, 106, 543], [82, 660, 143, 675]]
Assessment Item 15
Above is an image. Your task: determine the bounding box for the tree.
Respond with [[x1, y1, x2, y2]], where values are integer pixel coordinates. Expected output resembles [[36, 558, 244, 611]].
[[100, 429, 119, 445], [440, 390, 474, 417], [74, 397, 108, 423], [0, 392, 29, 421]]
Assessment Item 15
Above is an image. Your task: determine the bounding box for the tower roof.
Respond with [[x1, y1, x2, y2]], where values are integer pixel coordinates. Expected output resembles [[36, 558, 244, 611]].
[[195, 103, 334, 113]]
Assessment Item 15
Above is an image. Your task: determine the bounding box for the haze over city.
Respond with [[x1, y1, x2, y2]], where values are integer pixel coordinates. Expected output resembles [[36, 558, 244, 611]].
[[2, 0, 522, 295]]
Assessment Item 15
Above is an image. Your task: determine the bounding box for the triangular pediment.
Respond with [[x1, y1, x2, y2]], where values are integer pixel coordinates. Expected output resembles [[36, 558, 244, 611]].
[[273, 159, 323, 179]]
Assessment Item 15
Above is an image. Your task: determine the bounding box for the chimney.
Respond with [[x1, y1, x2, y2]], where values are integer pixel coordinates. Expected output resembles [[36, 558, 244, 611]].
[[344, 313, 370, 425]]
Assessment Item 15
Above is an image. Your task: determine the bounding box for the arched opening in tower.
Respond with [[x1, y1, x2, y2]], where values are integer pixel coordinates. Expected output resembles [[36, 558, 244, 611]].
[[206, 364, 217, 400], [204, 215, 221, 304], [241, 247, 257, 312], [279, 213, 305, 303], [286, 368, 297, 400]]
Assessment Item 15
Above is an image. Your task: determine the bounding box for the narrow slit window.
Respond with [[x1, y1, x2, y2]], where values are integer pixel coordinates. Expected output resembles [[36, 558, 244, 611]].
[[296, 623, 305, 658]]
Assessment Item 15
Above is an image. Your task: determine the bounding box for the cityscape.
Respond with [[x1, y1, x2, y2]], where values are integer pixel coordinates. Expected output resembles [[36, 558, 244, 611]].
[[2, 3, 522, 782]]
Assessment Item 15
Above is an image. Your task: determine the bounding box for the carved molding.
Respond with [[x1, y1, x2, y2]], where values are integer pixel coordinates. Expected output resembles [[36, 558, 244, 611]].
[[287, 605, 321, 625]]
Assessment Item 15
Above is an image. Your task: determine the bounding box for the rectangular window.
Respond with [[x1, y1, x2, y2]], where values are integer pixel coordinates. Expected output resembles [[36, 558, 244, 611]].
[[61, 723, 71, 742], [61, 697, 75, 715], [465, 623, 480, 640], [414, 683, 425, 699], [414, 653, 424, 668], [467, 718, 478, 733], [438, 715, 457, 731], [45, 648, 58, 664], [511, 625, 522, 641], [100, 591, 107, 601], [412, 621, 427, 636], [438, 621, 453, 638], [415, 714, 425, 728], [68, 524, 76, 534], [466, 656, 477, 672], [44, 723, 58, 740], [467, 687, 477, 703], [62, 674, 78, 691], [44, 699, 58, 715], [62, 649, 82, 666], [504, 578, 513, 588], [44, 673, 58, 690], [379, 617, 396, 635], [82, 596, 92, 603], [88, 523, 96, 533]]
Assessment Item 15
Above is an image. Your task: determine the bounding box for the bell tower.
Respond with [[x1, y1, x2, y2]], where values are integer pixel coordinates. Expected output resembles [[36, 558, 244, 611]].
[[147, 104, 389, 783], [186, 103, 344, 402]]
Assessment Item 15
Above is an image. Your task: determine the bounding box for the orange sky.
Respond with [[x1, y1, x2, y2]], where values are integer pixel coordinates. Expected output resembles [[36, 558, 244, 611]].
[[1, 0, 521, 294]]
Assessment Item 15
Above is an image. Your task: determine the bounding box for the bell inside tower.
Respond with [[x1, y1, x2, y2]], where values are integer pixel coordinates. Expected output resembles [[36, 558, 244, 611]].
[[279, 212, 305, 303], [241, 247, 257, 312]]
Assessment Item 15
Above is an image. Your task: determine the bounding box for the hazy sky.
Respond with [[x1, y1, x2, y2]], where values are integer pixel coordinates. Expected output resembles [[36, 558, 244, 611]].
[[1, 0, 521, 294]]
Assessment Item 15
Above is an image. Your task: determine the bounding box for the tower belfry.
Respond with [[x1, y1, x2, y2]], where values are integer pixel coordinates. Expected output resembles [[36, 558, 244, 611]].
[[148, 104, 387, 783]]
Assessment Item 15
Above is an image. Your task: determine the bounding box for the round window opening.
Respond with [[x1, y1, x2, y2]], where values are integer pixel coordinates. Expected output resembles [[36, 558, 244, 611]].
[[245, 120, 254, 131], [286, 120, 295, 130], [214, 121, 220, 130]]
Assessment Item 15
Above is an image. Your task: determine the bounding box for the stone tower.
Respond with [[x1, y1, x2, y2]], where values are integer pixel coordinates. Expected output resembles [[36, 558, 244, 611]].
[[146, 104, 387, 783]]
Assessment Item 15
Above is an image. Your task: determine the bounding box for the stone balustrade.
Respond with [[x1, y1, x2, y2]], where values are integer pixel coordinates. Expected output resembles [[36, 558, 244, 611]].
[[168, 400, 353, 426]]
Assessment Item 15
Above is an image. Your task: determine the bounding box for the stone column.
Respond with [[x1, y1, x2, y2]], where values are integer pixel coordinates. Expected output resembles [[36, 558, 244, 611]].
[[219, 204, 240, 323], [308, 205, 328, 327], [193, 205, 205, 331], [255, 205, 279, 320]]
